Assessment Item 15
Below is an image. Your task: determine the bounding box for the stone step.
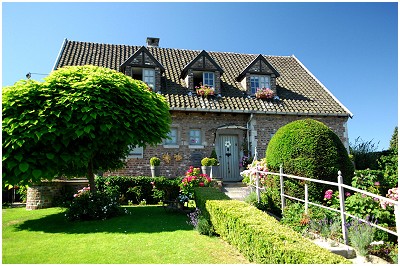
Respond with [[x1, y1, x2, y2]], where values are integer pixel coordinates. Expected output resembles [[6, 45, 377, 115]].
[[222, 185, 251, 201]]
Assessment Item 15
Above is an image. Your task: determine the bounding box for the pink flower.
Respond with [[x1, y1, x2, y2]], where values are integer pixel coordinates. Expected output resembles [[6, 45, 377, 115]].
[[324, 189, 333, 200], [345, 192, 351, 197], [324, 194, 332, 200], [374, 182, 380, 186], [199, 182, 204, 187]]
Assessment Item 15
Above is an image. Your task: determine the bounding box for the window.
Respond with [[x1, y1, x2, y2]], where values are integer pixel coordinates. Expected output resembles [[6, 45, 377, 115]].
[[189, 129, 202, 145], [143, 68, 155, 90], [128, 145, 143, 158], [203, 72, 214, 87], [250, 75, 271, 94], [164, 128, 178, 145]]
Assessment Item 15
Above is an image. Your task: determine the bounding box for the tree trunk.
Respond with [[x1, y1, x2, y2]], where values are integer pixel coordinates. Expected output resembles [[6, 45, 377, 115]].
[[87, 158, 96, 193]]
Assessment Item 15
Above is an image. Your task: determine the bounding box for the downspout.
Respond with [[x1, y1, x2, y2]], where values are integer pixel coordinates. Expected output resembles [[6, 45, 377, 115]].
[[247, 113, 254, 157]]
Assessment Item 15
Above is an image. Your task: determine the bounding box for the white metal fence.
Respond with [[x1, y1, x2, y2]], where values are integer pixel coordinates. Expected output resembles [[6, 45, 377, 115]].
[[241, 165, 399, 245]]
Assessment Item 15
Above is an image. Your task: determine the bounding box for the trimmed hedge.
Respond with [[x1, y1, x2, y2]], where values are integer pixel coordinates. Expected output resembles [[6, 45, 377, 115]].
[[194, 187, 350, 264], [266, 119, 354, 201]]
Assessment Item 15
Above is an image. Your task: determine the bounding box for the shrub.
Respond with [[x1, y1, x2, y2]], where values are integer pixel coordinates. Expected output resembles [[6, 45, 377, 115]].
[[266, 119, 354, 201], [207, 201, 349, 264], [95, 176, 181, 204], [180, 166, 212, 198], [350, 137, 381, 170], [194, 187, 350, 264], [347, 218, 377, 256], [187, 208, 215, 236], [65, 187, 125, 221]]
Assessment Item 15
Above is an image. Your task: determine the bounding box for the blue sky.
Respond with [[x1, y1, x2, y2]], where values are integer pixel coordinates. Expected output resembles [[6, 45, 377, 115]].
[[2, 1, 398, 150]]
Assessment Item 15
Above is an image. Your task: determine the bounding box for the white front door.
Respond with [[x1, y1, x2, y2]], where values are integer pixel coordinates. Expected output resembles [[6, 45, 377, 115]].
[[218, 135, 241, 181]]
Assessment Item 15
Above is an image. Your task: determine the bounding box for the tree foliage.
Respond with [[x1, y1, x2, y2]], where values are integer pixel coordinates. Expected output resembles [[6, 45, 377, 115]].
[[378, 126, 398, 188], [2, 65, 171, 189]]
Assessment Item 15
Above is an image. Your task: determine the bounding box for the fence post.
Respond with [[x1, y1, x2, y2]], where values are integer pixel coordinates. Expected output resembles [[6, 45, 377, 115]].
[[256, 171, 260, 203], [338, 171, 349, 245], [280, 165, 285, 213], [304, 183, 308, 215]]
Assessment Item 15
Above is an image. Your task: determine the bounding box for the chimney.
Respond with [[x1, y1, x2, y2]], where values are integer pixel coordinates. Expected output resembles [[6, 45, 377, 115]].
[[146, 37, 160, 47]]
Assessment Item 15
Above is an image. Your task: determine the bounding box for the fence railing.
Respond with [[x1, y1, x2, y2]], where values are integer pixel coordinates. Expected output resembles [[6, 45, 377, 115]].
[[241, 165, 399, 245]]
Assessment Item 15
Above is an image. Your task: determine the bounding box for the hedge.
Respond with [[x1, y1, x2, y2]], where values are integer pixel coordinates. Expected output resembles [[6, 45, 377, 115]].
[[95, 176, 181, 204], [194, 187, 350, 264]]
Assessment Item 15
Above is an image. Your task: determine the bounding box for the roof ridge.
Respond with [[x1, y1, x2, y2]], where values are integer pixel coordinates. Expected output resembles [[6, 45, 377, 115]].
[[64, 39, 294, 58]]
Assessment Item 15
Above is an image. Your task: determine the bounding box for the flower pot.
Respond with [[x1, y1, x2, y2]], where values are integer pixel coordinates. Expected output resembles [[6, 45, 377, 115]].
[[210, 166, 220, 179], [201, 166, 208, 175], [150, 166, 160, 178]]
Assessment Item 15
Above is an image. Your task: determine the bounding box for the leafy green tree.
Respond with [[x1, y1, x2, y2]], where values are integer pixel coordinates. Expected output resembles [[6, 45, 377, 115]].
[[389, 126, 398, 151], [378, 126, 398, 188], [2, 65, 171, 191]]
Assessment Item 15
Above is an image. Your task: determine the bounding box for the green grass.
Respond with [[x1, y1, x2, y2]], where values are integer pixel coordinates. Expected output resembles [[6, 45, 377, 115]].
[[2, 206, 249, 264]]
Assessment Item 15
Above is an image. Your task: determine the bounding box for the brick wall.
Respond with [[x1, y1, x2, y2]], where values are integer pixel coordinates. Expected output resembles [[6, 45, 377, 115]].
[[105, 111, 349, 177]]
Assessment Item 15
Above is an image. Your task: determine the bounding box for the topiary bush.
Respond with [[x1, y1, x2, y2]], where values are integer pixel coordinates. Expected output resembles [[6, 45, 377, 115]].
[[266, 119, 354, 201]]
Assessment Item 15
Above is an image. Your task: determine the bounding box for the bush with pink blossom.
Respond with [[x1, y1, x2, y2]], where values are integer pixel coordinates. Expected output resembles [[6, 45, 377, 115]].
[[180, 166, 212, 198]]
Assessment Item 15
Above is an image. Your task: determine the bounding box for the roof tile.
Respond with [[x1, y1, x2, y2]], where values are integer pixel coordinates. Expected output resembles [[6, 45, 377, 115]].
[[55, 40, 350, 117]]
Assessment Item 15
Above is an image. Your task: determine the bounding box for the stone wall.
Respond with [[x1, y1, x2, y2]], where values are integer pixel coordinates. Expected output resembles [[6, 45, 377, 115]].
[[26, 179, 89, 210]]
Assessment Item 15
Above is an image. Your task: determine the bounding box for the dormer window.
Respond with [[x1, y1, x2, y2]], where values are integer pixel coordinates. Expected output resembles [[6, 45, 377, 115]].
[[250, 75, 270, 94], [236, 54, 280, 97], [181, 50, 224, 94], [120, 46, 165, 92]]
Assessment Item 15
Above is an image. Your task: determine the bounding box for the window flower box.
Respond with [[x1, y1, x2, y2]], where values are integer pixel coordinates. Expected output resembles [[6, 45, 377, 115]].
[[195, 84, 215, 97], [255, 87, 274, 99]]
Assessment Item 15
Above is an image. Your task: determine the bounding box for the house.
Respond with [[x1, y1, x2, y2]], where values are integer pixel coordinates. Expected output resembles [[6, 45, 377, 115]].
[[53, 37, 353, 181]]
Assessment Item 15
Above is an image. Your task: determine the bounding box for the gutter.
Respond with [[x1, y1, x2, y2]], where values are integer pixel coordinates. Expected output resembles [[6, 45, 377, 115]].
[[52, 38, 68, 71], [169, 106, 349, 117]]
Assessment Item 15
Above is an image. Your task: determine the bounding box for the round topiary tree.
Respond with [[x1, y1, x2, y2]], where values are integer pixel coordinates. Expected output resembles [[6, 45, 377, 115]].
[[2, 65, 171, 191], [265, 119, 354, 201]]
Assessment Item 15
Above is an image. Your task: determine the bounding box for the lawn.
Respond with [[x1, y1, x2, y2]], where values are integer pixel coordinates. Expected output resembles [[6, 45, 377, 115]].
[[2, 205, 249, 264]]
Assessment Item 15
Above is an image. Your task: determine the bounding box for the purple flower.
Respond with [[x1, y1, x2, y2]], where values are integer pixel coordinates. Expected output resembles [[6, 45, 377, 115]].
[[345, 192, 351, 197], [374, 181, 380, 186]]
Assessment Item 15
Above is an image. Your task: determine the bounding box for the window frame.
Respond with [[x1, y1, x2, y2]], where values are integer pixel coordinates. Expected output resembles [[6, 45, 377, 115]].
[[188, 129, 203, 148], [127, 145, 144, 159], [203, 72, 215, 87], [250, 75, 271, 94], [143, 68, 156, 90]]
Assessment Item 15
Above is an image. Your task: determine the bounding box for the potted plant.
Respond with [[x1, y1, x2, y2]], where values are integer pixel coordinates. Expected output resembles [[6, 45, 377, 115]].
[[201, 157, 219, 179], [150, 157, 161, 178], [201, 157, 211, 175]]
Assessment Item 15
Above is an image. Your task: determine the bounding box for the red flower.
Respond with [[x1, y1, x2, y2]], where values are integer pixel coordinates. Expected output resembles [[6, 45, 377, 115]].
[[199, 182, 204, 187]]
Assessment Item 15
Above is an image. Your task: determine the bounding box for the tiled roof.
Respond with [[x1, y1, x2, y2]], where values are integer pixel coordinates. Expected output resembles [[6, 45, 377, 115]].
[[54, 39, 352, 117]]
